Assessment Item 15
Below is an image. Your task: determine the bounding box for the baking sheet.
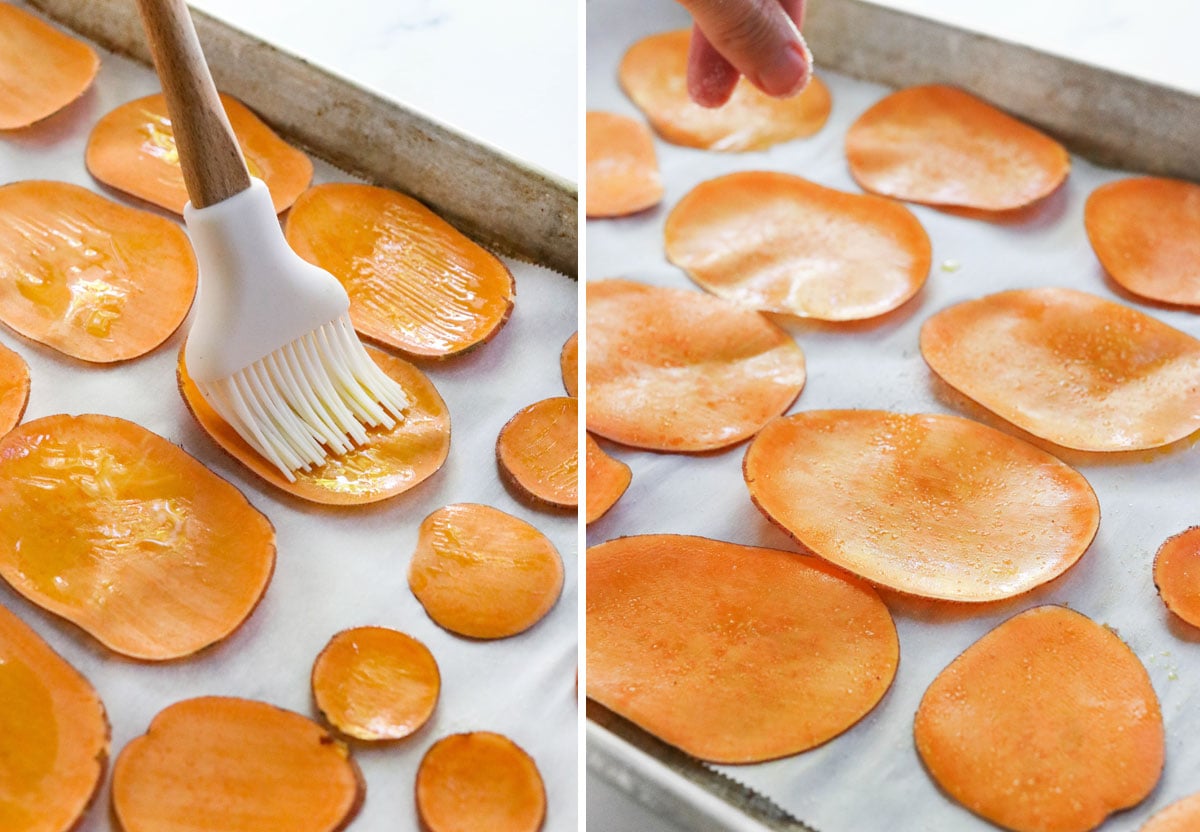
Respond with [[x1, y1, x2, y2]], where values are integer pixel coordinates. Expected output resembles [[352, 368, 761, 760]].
[[586, 1, 1200, 830], [0, 6, 577, 830]]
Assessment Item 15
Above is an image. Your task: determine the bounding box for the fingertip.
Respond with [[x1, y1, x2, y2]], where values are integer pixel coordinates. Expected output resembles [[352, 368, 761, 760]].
[[686, 26, 740, 108]]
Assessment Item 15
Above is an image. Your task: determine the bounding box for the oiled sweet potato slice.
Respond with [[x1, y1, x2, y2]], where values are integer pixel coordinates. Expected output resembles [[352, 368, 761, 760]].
[[846, 85, 1069, 211], [112, 696, 363, 832], [0, 3, 98, 130], [921, 288, 1200, 451], [585, 435, 630, 524], [1153, 527, 1200, 628], [916, 606, 1163, 832], [0, 414, 275, 660], [311, 626, 440, 742], [665, 171, 931, 320], [0, 602, 108, 832], [408, 503, 563, 639], [0, 339, 29, 435], [561, 331, 578, 397], [586, 111, 663, 217], [0, 181, 197, 362], [1142, 793, 1200, 831], [587, 279, 805, 451], [619, 29, 831, 152], [416, 732, 546, 832], [86, 93, 312, 214], [745, 410, 1099, 602], [588, 534, 898, 763], [496, 396, 578, 509], [1085, 177, 1200, 306], [179, 344, 450, 505]]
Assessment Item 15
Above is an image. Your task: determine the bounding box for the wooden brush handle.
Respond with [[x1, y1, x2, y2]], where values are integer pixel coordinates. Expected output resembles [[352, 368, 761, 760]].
[[135, 0, 251, 208]]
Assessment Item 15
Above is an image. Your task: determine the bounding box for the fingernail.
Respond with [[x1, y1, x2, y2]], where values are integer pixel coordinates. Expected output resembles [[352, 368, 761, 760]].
[[752, 34, 811, 98]]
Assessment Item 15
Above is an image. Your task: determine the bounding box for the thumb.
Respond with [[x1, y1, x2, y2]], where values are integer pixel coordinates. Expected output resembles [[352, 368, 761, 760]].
[[678, 0, 811, 98]]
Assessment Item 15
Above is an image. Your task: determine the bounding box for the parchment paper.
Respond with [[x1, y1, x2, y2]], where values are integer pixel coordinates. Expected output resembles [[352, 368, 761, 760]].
[[0, 6, 577, 829], [587, 1, 1200, 829]]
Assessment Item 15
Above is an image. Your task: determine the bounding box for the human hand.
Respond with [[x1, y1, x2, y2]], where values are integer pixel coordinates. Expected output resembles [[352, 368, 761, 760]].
[[676, 0, 811, 108]]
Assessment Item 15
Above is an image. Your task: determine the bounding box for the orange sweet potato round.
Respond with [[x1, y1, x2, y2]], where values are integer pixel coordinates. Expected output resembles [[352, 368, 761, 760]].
[[588, 534, 898, 763], [584, 435, 630, 524], [619, 29, 831, 151], [587, 279, 806, 451], [1142, 793, 1200, 832], [846, 85, 1069, 211], [0, 181, 197, 363], [561, 331, 578, 397], [0, 339, 29, 435], [496, 396, 578, 509], [86, 93, 312, 214], [665, 171, 931, 320], [1153, 527, 1200, 628], [744, 410, 1099, 602], [416, 732, 546, 832], [921, 288, 1200, 451], [0, 414, 275, 661], [285, 182, 514, 358], [0, 3, 99, 129], [916, 606, 1164, 832], [586, 111, 663, 217]]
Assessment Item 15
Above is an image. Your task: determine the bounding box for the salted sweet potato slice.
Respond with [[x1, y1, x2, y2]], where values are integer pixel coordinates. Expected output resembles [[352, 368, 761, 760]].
[[619, 29, 831, 152], [585, 435, 630, 524], [745, 410, 1099, 602], [0, 340, 29, 435], [1085, 177, 1200, 306], [916, 606, 1163, 832], [0, 414, 275, 660], [1142, 793, 1200, 832], [1153, 527, 1200, 628], [665, 171, 931, 320], [561, 331, 578, 397], [588, 534, 898, 763], [921, 288, 1200, 451], [112, 696, 363, 832], [496, 396, 578, 509], [0, 3, 98, 130], [587, 279, 805, 451], [179, 344, 450, 505], [0, 602, 108, 832], [846, 85, 1069, 211], [0, 181, 197, 363], [586, 111, 663, 217], [408, 503, 563, 639], [416, 732, 546, 832], [86, 93, 312, 214]]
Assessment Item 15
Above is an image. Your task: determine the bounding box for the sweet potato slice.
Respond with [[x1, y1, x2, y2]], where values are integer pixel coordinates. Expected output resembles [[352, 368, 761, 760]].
[[665, 171, 931, 320], [408, 503, 563, 639], [312, 627, 439, 742], [284, 183, 514, 357], [618, 29, 831, 152], [0, 339, 29, 435], [0, 3, 98, 130], [1141, 793, 1200, 832], [179, 344, 450, 505], [745, 410, 1099, 602], [0, 414, 275, 660], [86, 93, 312, 214], [846, 85, 1069, 211], [921, 288, 1200, 451], [416, 732, 546, 832], [1085, 177, 1200, 306], [586, 111, 663, 217], [112, 696, 363, 832], [916, 606, 1163, 832], [585, 435, 630, 524], [561, 331, 578, 397], [587, 279, 805, 451], [0, 181, 197, 362], [0, 602, 108, 832], [587, 534, 898, 763], [496, 396, 578, 509], [1153, 527, 1200, 628]]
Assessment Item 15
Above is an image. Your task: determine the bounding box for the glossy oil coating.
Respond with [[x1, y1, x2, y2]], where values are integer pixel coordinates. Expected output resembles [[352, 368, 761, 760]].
[[587, 534, 898, 763], [496, 396, 578, 509], [0, 414, 275, 660], [665, 171, 931, 321], [179, 344, 450, 505], [744, 410, 1099, 601], [408, 503, 563, 639], [846, 85, 1069, 211], [921, 288, 1200, 451], [586, 279, 806, 451], [618, 29, 831, 152], [0, 603, 108, 832], [285, 182, 514, 358], [0, 181, 197, 362], [415, 732, 546, 832], [586, 111, 663, 217], [560, 331, 578, 397], [112, 697, 363, 832], [0, 339, 29, 435], [916, 606, 1164, 832], [584, 435, 630, 524], [86, 93, 312, 214], [1141, 793, 1200, 832], [0, 3, 98, 129], [1153, 527, 1200, 628]]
